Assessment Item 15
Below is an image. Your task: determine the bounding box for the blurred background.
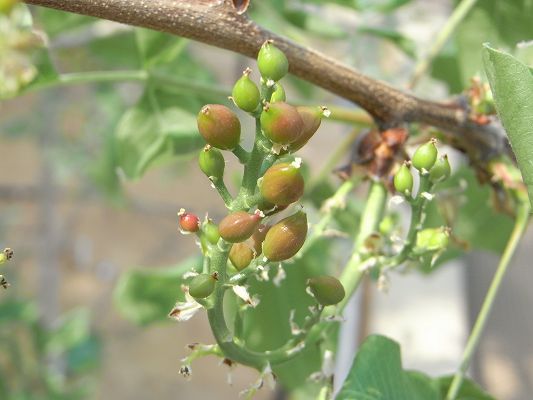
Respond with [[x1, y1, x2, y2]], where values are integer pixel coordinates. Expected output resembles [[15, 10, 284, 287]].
[[0, 0, 532, 399]]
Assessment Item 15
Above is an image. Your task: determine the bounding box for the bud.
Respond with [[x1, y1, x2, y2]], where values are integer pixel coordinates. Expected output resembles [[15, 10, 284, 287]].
[[415, 227, 450, 253], [178, 210, 200, 233], [429, 154, 451, 183], [270, 83, 286, 103], [219, 211, 262, 243], [197, 104, 241, 150], [412, 138, 438, 172], [198, 145, 225, 180], [232, 68, 260, 112], [260, 161, 304, 206], [229, 243, 255, 271], [393, 162, 413, 195], [287, 106, 323, 152], [251, 224, 270, 256], [257, 40, 289, 82], [260, 102, 303, 145], [263, 211, 307, 261], [307, 275, 345, 306], [203, 219, 220, 245], [189, 273, 217, 299]]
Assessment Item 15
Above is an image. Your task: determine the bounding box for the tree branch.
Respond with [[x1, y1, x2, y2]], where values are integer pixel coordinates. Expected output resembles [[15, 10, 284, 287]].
[[24, 0, 510, 163]]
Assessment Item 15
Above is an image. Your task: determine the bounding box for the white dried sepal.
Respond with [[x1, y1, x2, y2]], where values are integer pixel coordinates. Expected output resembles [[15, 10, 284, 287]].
[[168, 292, 203, 322], [289, 310, 303, 335], [377, 273, 390, 293], [273, 264, 286, 287], [286, 341, 305, 356], [291, 157, 302, 168], [358, 257, 377, 272], [233, 285, 259, 307], [420, 192, 434, 201], [389, 195, 405, 206], [182, 270, 199, 279]]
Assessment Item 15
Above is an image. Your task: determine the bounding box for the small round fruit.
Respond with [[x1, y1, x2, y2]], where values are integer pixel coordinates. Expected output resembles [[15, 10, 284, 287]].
[[197, 104, 241, 150], [260, 102, 303, 145], [307, 275, 345, 306], [219, 211, 262, 243], [179, 210, 200, 233], [415, 227, 450, 252], [412, 139, 438, 171], [263, 211, 307, 261], [232, 69, 260, 112], [198, 145, 225, 180], [429, 155, 451, 183], [393, 163, 413, 195], [270, 83, 286, 103], [189, 274, 216, 298], [229, 243, 255, 271], [257, 40, 289, 82], [203, 220, 220, 245], [260, 162, 304, 206], [288, 106, 323, 152]]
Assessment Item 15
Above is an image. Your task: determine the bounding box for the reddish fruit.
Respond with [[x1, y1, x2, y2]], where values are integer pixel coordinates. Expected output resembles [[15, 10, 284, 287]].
[[178, 210, 200, 233], [263, 211, 307, 261], [307, 276, 345, 306], [288, 106, 323, 152], [229, 243, 255, 271], [260, 102, 303, 145], [219, 211, 262, 243], [197, 104, 241, 150], [251, 224, 270, 256], [260, 162, 304, 206]]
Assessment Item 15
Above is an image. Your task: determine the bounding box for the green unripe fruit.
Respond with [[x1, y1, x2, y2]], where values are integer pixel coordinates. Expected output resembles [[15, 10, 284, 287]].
[[0, 0, 17, 14], [308, 275, 345, 306], [203, 220, 220, 245], [271, 83, 286, 103], [197, 104, 241, 150], [229, 243, 255, 271], [257, 40, 289, 82], [260, 162, 304, 206], [412, 139, 438, 171], [429, 155, 451, 183], [232, 69, 260, 112], [251, 224, 270, 256], [198, 145, 225, 180], [263, 211, 307, 261], [288, 106, 324, 152], [415, 227, 450, 253], [219, 211, 262, 243], [260, 102, 303, 145], [393, 163, 413, 195], [189, 273, 216, 299]]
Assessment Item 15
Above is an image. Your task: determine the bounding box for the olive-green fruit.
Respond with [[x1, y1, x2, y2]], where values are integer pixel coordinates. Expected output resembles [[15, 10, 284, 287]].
[[288, 106, 323, 152], [260, 162, 304, 206], [271, 83, 286, 103], [219, 211, 262, 243], [197, 104, 241, 150], [263, 211, 307, 261], [415, 227, 450, 253], [189, 274, 216, 298], [203, 220, 220, 245], [229, 243, 255, 271], [260, 102, 303, 145], [257, 41, 289, 82], [232, 70, 260, 112], [412, 139, 438, 171], [251, 224, 270, 256], [393, 163, 413, 194], [198, 145, 225, 180], [308, 275, 345, 306], [0, 0, 17, 14], [429, 155, 451, 183]]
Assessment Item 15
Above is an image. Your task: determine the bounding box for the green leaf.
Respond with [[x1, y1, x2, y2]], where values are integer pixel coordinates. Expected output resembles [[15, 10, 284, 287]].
[[437, 376, 495, 400], [135, 28, 189, 68], [336, 335, 440, 400], [36, 7, 97, 37], [0, 299, 37, 323], [483, 45, 533, 207], [358, 27, 416, 59], [46, 309, 91, 354], [113, 256, 201, 325]]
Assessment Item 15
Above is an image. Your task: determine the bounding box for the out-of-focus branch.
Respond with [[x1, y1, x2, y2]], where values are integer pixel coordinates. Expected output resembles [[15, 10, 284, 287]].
[[24, 0, 510, 163]]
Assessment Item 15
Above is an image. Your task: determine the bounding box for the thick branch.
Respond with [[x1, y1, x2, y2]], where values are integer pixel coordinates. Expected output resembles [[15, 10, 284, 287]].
[[24, 0, 510, 162]]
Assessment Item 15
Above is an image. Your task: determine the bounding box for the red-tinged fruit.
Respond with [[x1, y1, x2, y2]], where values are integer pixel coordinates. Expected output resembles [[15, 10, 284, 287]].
[[229, 243, 255, 271], [260, 102, 303, 145], [263, 211, 307, 261], [251, 224, 270, 255], [179, 210, 200, 233], [189, 273, 217, 299], [288, 106, 324, 152], [260, 161, 304, 206], [197, 104, 241, 150], [219, 211, 262, 243], [307, 275, 345, 306]]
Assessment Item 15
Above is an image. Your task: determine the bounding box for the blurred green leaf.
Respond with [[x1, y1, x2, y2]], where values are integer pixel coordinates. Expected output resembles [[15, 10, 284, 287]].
[[336, 335, 440, 400], [66, 336, 101, 373], [358, 27, 416, 59], [437, 376, 495, 400], [46, 309, 91, 354], [135, 28, 188, 68], [0, 299, 37, 323], [483, 45, 533, 207], [36, 7, 97, 37], [113, 256, 201, 325]]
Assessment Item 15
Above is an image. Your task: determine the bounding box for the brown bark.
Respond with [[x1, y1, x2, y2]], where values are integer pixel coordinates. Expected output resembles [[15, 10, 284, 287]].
[[24, 0, 510, 162]]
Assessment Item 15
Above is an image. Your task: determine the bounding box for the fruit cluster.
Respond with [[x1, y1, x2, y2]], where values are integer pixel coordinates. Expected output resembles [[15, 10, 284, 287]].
[[178, 40, 344, 307]]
